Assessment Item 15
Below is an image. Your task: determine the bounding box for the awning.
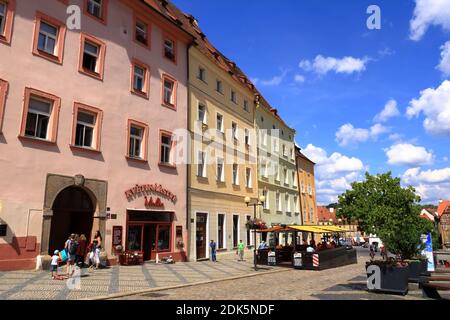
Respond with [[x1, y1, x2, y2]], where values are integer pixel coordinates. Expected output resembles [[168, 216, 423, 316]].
[[256, 226, 291, 233], [287, 225, 333, 233], [315, 225, 351, 232]]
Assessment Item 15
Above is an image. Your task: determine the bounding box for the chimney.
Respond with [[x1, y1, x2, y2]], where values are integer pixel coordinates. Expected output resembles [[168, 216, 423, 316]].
[[439, 199, 443, 204]]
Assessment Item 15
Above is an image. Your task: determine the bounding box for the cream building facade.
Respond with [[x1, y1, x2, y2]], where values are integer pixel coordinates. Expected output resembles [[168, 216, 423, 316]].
[[256, 97, 300, 235], [180, 15, 258, 261]]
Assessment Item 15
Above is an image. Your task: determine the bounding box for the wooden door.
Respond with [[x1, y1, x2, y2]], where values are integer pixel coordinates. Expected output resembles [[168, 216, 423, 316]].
[[196, 213, 207, 259]]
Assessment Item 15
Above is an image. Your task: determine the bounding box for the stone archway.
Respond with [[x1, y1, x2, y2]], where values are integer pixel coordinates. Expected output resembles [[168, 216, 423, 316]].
[[40, 174, 108, 256]]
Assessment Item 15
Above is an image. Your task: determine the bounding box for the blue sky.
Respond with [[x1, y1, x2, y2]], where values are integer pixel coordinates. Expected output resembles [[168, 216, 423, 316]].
[[172, 0, 450, 205]]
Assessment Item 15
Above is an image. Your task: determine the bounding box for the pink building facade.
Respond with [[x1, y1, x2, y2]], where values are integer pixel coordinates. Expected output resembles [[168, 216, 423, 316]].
[[0, 0, 193, 270]]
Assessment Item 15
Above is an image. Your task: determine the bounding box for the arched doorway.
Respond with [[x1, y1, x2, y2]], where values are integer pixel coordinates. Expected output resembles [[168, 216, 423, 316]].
[[48, 186, 95, 254]]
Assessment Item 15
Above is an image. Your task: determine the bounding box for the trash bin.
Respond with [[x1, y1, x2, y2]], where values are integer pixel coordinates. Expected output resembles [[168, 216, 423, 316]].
[[293, 252, 302, 269], [268, 251, 276, 266]]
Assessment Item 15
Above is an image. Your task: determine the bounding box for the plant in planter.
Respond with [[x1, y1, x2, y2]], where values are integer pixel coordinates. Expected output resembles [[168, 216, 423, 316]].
[[337, 172, 435, 295]]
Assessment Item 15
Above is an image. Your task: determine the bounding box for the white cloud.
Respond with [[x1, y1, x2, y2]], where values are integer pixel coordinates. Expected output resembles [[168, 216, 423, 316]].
[[302, 144, 365, 204], [402, 167, 450, 203], [374, 99, 400, 123], [299, 55, 369, 75], [259, 71, 288, 87], [335, 123, 390, 147], [388, 133, 404, 142], [385, 143, 434, 166], [406, 80, 450, 136], [294, 74, 305, 83], [437, 41, 450, 77], [409, 0, 450, 41]]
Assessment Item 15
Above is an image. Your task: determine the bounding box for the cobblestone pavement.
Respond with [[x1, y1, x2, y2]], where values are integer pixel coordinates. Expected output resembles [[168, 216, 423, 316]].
[[0, 251, 281, 300]]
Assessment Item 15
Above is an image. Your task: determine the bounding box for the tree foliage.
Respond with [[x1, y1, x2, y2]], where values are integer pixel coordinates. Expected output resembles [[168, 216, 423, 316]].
[[337, 172, 435, 260]]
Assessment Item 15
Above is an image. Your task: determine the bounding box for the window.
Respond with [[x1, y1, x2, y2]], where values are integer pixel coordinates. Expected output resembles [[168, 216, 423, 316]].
[[261, 161, 267, 178], [246, 215, 251, 246], [284, 168, 289, 185], [71, 102, 102, 151], [245, 168, 252, 188], [233, 215, 239, 248], [301, 181, 305, 193], [261, 130, 267, 147], [276, 192, 281, 212], [160, 131, 173, 166], [218, 214, 225, 249], [291, 148, 295, 160], [294, 195, 299, 213], [197, 151, 206, 178], [244, 100, 249, 112], [0, 79, 7, 133], [292, 171, 297, 187], [20, 88, 60, 143], [131, 59, 150, 98], [197, 66, 206, 82], [163, 37, 176, 62], [244, 128, 250, 146], [198, 103, 206, 124], [231, 122, 237, 140], [157, 225, 170, 251], [273, 138, 279, 154], [216, 113, 223, 132], [127, 120, 148, 161], [85, 0, 108, 24], [79, 33, 106, 80], [134, 17, 149, 47], [0, 0, 14, 45], [216, 79, 223, 94], [274, 163, 280, 181], [162, 74, 177, 108], [32, 12, 66, 64], [282, 144, 287, 157], [263, 189, 269, 210], [232, 163, 239, 185], [309, 207, 314, 223], [216, 157, 224, 182], [286, 194, 291, 213], [231, 90, 237, 104]]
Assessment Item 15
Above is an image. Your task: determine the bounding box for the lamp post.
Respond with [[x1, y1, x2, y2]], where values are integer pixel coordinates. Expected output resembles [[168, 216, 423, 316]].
[[245, 195, 265, 271]]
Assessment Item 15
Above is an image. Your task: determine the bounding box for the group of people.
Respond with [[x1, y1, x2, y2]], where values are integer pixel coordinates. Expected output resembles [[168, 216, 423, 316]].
[[209, 239, 246, 262], [50, 231, 103, 279]]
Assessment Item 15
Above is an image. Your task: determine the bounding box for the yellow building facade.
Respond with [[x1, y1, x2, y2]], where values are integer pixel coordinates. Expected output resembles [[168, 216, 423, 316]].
[[295, 147, 318, 225], [186, 43, 258, 261]]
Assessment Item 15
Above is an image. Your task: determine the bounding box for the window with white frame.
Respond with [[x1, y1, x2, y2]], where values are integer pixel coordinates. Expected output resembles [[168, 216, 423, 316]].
[[133, 65, 146, 93], [37, 21, 58, 55], [262, 130, 267, 147], [292, 171, 297, 187], [263, 189, 269, 210], [216, 157, 225, 182], [294, 195, 299, 213], [244, 128, 250, 145], [82, 40, 100, 73], [0, 2, 6, 35], [198, 103, 206, 124], [284, 168, 289, 185], [198, 66, 206, 82], [274, 163, 280, 181], [197, 151, 206, 178], [309, 207, 314, 222], [160, 133, 172, 165], [129, 125, 143, 159], [75, 111, 96, 148], [135, 19, 148, 45], [276, 192, 281, 211], [231, 122, 237, 140], [25, 97, 52, 140], [163, 77, 175, 106], [273, 138, 279, 154], [87, 0, 103, 19], [232, 163, 239, 185], [216, 79, 223, 94], [231, 90, 237, 104], [261, 161, 268, 178], [282, 144, 287, 157], [244, 100, 249, 112], [291, 148, 295, 160], [216, 113, 223, 132], [245, 168, 252, 188], [286, 194, 291, 213]]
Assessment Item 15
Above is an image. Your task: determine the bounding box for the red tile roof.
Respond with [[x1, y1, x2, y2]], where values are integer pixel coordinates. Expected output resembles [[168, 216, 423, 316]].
[[438, 200, 450, 218], [317, 206, 337, 223]]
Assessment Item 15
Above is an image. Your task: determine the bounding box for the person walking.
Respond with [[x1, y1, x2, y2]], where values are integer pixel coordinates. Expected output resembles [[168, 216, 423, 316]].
[[210, 240, 217, 262], [76, 234, 87, 268], [64, 234, 78, 277], [237, 240, 245, 261]]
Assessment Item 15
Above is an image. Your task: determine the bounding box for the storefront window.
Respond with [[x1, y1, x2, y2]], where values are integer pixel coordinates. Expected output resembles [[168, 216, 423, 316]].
[[158, 225, 170, 251], [127, 225, 142, 251]]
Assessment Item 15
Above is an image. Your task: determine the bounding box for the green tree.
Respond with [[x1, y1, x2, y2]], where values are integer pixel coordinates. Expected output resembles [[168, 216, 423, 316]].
[[337, 172, 435, 260]]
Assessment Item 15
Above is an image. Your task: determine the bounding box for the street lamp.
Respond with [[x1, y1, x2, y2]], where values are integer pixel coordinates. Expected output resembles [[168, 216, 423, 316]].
[[245, 195, 265, 271]]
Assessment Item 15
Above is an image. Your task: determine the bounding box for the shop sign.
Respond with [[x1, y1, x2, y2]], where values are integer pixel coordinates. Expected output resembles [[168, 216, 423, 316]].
[[125, 184, 177, 207]]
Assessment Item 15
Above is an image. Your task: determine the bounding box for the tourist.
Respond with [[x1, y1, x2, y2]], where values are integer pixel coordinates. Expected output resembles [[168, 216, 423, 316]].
[[237, 240, 245, 261], [76, 234, 87, 268], [306, 245, 315, 253], [64, 234, 77, 277], [50, 250, 60, 279], [210, 240, 217, 262]]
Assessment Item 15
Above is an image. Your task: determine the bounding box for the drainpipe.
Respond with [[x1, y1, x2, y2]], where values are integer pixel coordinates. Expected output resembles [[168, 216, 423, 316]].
[[186, 40, 194, 262]]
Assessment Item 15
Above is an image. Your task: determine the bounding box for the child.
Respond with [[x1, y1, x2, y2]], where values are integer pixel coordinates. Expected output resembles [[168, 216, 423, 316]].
[[50, 250, 60, 279]]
